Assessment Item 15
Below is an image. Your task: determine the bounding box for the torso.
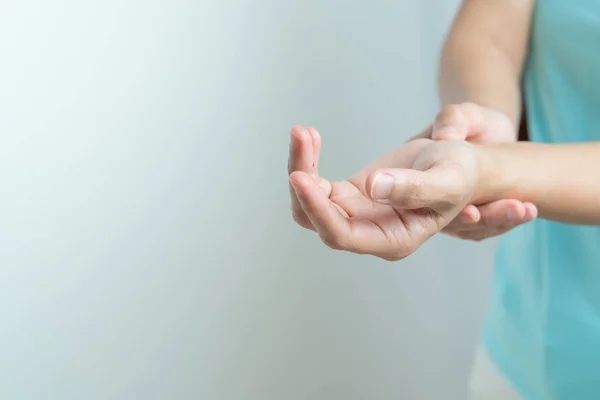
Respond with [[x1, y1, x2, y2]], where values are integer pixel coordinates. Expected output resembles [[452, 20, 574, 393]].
[[483, 1, 600, 398]]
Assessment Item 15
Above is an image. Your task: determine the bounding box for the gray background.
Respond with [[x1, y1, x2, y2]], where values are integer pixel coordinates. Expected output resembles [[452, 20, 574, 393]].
[[0, 0, 497, 399]]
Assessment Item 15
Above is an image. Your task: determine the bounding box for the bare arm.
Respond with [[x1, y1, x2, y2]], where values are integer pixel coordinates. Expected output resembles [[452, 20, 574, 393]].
[[476, 142, 600, 225], [438, 0, 535, 129]]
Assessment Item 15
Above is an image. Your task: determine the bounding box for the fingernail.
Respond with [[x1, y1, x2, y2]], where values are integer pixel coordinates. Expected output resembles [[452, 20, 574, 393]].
[[433, 125, 458, 138], [292, 128, 308, 140], [506, 208, 518, 222], [371, 173, 394, 203], [461, 211, 477, 224]]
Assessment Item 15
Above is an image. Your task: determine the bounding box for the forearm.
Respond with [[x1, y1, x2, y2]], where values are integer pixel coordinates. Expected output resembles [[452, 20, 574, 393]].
[[439, 36, 521, 128], [475, 142, 600, 225], [438, 0, 534, 130]]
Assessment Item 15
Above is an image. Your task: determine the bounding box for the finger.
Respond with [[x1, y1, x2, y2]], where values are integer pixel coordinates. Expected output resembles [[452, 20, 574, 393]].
[[523, 202, 538, 221], [441, 204, 480, 232], [479, 199, 527, 230], [447, 200, 537, 241], [497, 201, 537, 230], [292, 172, 414, 259], [306, 127, 321, 174], [504, 201, 527, 229], [460, 204, 481, 224], [289, 126, 315, 174], [477, 200, 522, 228], [290, 171, 354, 250], [452, 228, 501, 242], [366, 167, 463, 210], [451, 207, 526, 241], [289, 126, 316, 229], [406, 125, 433, 142], [307, 127, 333, 196], [432, 103, 485, 141], [318, 177, 333, 198]]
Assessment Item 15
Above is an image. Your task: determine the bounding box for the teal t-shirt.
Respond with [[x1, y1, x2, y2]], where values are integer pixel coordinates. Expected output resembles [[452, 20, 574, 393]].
[[482, 1, 600, 398]]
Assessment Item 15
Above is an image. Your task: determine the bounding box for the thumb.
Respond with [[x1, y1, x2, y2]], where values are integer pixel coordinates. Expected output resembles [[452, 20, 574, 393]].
[[366, 167, 465, 210]]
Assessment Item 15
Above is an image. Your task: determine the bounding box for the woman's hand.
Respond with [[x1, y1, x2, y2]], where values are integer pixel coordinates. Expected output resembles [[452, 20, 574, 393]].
[[411, 103, 537, 241], [288, 126, 482, 260]]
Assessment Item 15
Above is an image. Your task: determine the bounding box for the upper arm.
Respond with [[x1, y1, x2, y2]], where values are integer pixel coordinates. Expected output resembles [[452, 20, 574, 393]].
[[448, 0, 536, 76]]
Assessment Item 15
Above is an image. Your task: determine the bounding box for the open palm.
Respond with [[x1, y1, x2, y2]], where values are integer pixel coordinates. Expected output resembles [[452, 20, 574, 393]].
[[288, 126, 479, 260]]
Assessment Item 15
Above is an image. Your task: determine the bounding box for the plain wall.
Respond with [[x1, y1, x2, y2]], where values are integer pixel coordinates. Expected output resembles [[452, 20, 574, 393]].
[[0, 1, 497, 399]]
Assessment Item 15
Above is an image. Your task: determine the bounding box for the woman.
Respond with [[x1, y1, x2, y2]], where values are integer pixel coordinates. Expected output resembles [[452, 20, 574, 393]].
[[288, 0, 600, 398]]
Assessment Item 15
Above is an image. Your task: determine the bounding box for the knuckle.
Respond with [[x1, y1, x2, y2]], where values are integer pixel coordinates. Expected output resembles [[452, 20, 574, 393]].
[[291, 210, 311, 228], [382, 247, 412, 262], [436, 104, 463, 125], [459, 102, 479, 113], [320, 234, 346, 250], [397, 243, 418, 260], [481, 216, 505, 229], [382, 254, 405, 262], [400, 181, 426, 209], [403, 196, 421, 210]]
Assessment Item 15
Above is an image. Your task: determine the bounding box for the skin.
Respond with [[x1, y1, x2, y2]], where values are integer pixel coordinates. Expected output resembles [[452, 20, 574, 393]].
[[439, 0, 535, 125], [409, 103, 537, 240], [289, 126, 600, 260], [289, 103, 538, 246], [429, 0, 537, 239], [474, 142, 600, 225], [289, 0, 541, 248], [289, 126, 480, 261]]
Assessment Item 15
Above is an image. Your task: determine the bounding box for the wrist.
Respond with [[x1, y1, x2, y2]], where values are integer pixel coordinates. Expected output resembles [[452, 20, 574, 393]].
[[472, 144, 516, 204]]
